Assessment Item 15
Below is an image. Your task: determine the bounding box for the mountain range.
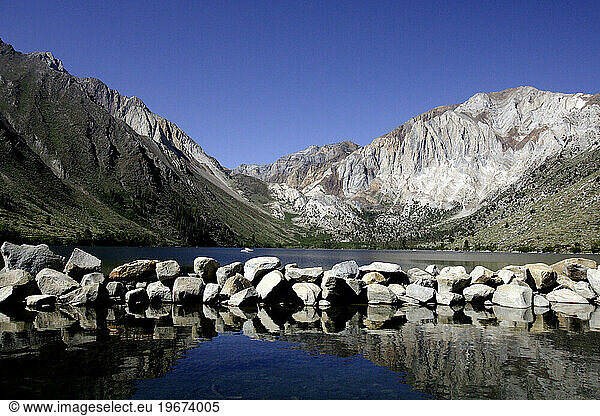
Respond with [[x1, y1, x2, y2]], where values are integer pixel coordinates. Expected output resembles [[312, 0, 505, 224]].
[[1, 37, 599, 252]]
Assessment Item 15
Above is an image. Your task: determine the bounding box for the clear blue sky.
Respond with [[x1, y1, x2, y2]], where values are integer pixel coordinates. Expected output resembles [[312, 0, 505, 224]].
[[2, 1, 599, 168]]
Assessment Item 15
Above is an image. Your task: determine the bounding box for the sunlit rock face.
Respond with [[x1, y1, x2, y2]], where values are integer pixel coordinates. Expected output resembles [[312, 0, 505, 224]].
[[235, 87, 600, 232]]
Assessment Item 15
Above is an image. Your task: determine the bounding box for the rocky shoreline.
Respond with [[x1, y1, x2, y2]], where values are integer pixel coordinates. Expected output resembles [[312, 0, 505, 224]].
[[1, 242, 600, 312]]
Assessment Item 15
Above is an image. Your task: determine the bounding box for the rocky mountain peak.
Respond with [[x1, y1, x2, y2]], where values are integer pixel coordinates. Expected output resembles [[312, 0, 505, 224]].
[[27, 51, 67, 73]]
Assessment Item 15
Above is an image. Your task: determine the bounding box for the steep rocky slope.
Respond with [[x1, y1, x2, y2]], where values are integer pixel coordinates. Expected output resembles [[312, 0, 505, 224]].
[[239, 87, 600, 250], [0, 38, 299, 246]]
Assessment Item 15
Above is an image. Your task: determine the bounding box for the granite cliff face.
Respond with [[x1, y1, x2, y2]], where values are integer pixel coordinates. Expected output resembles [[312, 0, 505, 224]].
[[236, 87, 600, 247]]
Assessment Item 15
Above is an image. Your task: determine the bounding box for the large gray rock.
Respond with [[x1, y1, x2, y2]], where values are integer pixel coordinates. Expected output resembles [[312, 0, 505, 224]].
[[588, 269, 600, 297], [388, 284, 406, 299], [405, 283, 436, 304], [256, 270, 286, 301], [407, 268, 436, 287], [216, 262, 244, 287], [155, 260, 181, 282], [491, 284, 532, 308], [470, 266, 498, 286], [533, 294, 550, 308], [63, 248, 101, 280], [59, 283, 108, 306], [81, 272, 105, 287], [573, 281, 596, 300], [146, 281, 173, 303], [360, 262, 406, 282], [244, 257, 281, 283], [498, 269, 515, 285], [425, 265, 440, 276], [0, 286, 19, 305], [125, 287, 149, 307], [545, 288, 589, 304], [220, 274, 253, 298], [525, 263, 557, 290], [35, 268, 79, 297], [0, 269, 37, 298], [362, 272, 386, 285], [285, 266, 323, 283], [228, 287, 258, 306], [1, 242, 66, 275], [292, 283, 321, 305], [367, 283, 398, 304], [439, 266, 467, 275], [25, 294, 56, 309], [551, 258, 597, 281], [109, 260, 157, 281], [203, 283, 220, 304], [463, 284, 495, 303], [436, 292, 463, 306], [436, 271, 471, 294], [501, 265, 535, 288], [172, 277, 205, 304], [320, 270, 340, 301], [331, 260, 359, 279], [342, 278, 365, 298], [193, 257, 220, 282]]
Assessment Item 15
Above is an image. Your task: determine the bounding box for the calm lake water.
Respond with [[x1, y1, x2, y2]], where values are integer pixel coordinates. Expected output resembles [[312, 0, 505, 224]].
[[2, 247, 600, 400]]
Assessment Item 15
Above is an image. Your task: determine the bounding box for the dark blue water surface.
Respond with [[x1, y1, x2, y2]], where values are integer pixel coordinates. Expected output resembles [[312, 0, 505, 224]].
[[1, 247, 600, 400]]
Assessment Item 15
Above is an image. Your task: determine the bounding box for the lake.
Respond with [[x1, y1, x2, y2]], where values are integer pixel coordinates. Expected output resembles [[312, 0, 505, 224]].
[[2, 247, 600, 400]]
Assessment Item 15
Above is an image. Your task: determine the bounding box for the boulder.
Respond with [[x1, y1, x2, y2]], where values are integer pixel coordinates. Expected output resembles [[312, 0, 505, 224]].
[[285, 266, 323, 283], [172, 277, 205, 304], [1, 242, 65, 275], [216, 262, 244, 287], [331, 260, 359, 279], [405, 283, 436, 304], [244, 257, 281, 283], [193, 257, 220, 281], [63, 248, 101, 280], [228, 287, 259, 307], [501, 265, 535, 288], [106, 281, 125, 299], [25, 294, 56, 309], [256, 270, 286, 301], [545, 288, 589, 304], [533, 294, 550, 308], [359, 262, 406, 282], [463, 284, 495, 303], [108, 260, 157, 281], [203, 283, 220, 304], [292, 283, 321, 305], [366, 283, 398, 304], [362, 272, 386, 285], [498, 269, 515, 285], [388, 284, 406, 299], [573, 281, 596, 300], [525, 263, 557, 290], [125, 287, 149, 307], [440, 266, 467, 275], [81, 272, 105, 287], [342, 278, 366, 299], [0, 269, 37, 298], [556, 274, 576, 290], [436, 272, 470, 294], [220, 274, 253, 298], [407, 268, 436, 287], [35, 268, 79, 297], [436, 292, 463, 306], [320, 271, 341, 301], [0, 286, 19, 305], [587, 269, 600, 297], [59, 283, 108, 306], [146, 281, 173, 303], [155, 260, 181, 282], [425, 264, 440, 276], [491, 284, 532, 308], [470, 266, 498, 286], [551, 258, 597, 281]]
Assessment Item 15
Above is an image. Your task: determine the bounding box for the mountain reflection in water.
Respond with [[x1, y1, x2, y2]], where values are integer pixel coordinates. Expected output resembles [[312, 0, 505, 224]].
[[1, 302, 600, 399]]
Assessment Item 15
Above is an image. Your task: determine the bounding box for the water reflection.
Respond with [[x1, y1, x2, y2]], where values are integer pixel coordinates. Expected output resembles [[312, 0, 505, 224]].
[[1, 301, 600, 399]]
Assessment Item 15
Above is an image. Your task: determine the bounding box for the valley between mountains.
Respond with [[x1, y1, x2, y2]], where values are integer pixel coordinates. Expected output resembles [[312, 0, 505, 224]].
[[1, 38, 599, 252]]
